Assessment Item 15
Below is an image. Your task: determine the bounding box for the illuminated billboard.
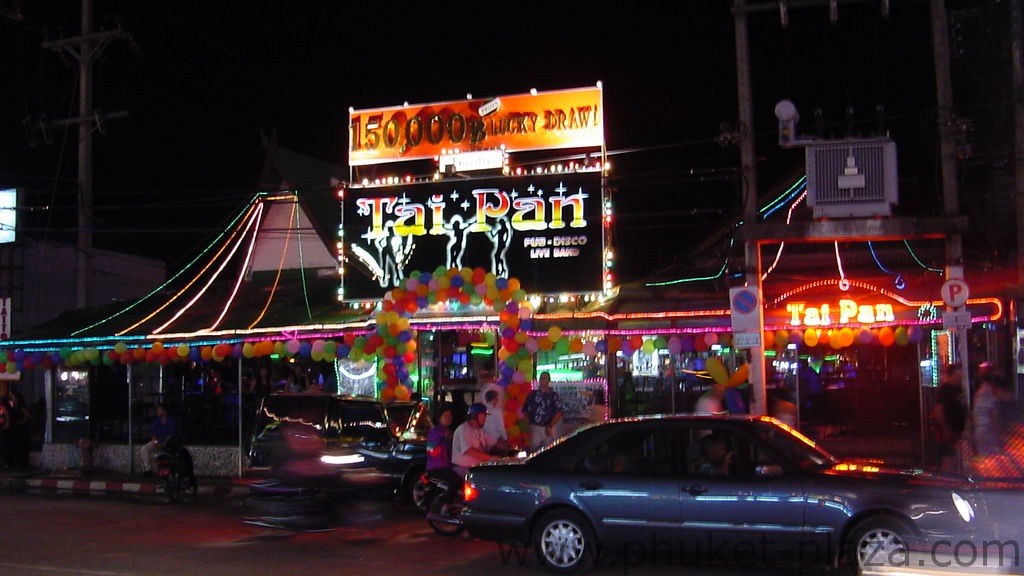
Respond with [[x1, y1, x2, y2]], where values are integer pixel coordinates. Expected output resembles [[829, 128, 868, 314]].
[[349, 86, 603, 166], [342, 170, 604, 300]]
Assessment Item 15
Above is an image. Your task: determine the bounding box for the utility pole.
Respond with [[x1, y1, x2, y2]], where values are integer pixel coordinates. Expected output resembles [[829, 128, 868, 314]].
[[41, 0, 128, 309], [1012, 0, 1024, 295], [929, 0, 970, 400], [733, 0, 766, 416]]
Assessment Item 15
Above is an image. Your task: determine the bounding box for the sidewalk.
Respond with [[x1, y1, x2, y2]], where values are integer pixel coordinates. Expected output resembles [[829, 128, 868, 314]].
[[0, 466, 253, 500]]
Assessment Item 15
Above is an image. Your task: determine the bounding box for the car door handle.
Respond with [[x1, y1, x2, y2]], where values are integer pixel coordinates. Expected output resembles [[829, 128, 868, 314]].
[[580, 480, 603, 490], [684, 483, 708, 495]]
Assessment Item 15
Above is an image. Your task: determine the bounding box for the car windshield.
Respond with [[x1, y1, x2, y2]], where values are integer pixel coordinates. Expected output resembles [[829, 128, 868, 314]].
[[751, 418, 837, 471]]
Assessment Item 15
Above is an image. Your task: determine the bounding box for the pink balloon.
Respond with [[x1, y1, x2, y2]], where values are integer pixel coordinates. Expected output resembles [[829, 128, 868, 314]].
[[667, 336, 682, 355]]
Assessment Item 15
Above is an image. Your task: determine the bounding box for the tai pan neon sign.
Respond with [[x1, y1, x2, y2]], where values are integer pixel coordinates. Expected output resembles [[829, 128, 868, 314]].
[[787, 299, 895, 327]]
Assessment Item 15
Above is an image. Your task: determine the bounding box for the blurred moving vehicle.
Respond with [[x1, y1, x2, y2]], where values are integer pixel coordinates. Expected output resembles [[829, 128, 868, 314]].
[[247, 394, 394, 470], [463, 414, 995, 575], [247, 394, 430, 500]]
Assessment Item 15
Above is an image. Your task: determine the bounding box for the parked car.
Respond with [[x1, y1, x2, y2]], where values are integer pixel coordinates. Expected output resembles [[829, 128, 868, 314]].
[[357, 400, 432, 505], [463, 414, 993, 575]]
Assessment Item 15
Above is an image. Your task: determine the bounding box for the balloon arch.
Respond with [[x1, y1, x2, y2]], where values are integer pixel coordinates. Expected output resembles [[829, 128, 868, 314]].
[[371, 267, 538, 442]]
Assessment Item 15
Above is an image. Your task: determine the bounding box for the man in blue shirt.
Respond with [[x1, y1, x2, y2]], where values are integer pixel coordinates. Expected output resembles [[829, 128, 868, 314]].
[[522, 372, 563, 450], [140, 403, 177, 476]]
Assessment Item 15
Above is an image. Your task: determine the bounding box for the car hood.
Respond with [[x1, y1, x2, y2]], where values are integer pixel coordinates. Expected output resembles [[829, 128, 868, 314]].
[[825, 458, 972, 486]]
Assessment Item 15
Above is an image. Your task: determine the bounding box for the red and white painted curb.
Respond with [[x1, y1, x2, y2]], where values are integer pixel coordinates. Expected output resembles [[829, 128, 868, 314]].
[[23, 477, 250, 497]]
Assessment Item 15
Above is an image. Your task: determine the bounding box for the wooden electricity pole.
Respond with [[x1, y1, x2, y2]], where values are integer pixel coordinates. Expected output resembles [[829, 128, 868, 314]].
[[42, 0, 128, 309]]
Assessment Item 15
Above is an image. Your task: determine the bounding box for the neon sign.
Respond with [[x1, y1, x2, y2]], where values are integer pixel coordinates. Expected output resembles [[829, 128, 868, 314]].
[[342, 171, 604, 299], [787, 299, 896, 327]]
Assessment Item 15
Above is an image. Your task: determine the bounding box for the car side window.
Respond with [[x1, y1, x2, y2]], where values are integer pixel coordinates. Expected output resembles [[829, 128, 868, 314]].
[[577, 426, 674, 475]]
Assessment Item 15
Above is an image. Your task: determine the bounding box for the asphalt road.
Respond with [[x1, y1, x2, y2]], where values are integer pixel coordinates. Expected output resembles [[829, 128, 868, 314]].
[[0, 489, 1016, 576]]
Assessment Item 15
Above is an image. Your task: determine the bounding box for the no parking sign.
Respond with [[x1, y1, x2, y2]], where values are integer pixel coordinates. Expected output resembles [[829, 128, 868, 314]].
[[730, 287, 761, 333]]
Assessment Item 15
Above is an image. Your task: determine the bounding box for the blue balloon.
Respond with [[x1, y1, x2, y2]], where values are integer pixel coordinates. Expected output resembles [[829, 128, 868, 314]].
[[337, 344, 351, 358], [496, 277, 508, 290], [450, 275, 464, 288], [595, 339, 607, 353]]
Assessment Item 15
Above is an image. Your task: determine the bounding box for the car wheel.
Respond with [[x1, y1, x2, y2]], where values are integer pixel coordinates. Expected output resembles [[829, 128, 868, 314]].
[[533, 509, 596, 574], [845, 517, 912, 574]]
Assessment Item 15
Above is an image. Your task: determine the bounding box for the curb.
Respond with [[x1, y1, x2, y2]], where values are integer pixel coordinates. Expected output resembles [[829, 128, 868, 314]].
[[18, 476, 251, 498]]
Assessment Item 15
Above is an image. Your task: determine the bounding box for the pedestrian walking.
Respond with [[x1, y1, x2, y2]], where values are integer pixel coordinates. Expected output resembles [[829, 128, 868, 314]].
[[972, 363, 1002, 456], [930, 364, 967, 472]]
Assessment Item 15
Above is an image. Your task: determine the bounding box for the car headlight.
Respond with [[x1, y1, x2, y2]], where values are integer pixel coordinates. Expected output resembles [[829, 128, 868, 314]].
[[951, 491, 975, 522], [320, 453, 365, 466]]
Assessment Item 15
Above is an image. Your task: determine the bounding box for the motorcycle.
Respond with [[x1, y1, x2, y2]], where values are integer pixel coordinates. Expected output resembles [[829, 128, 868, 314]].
[[410, 470, 446, 514], [154, 436, 197, 503], [424, 472, 465, 536]]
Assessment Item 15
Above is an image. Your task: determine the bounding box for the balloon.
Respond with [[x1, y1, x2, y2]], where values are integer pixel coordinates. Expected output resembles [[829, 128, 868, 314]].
[[680, 335, 694, 353], [774, 331, 789, 348], [878, 326, 895, 347], [667, 336, 682, 355], [547, 326, 562, 341], [641, 339, 655, 354], [804, 329, 819, 348]]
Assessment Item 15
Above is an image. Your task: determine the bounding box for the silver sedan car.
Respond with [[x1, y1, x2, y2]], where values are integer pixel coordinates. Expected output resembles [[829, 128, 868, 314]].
[[463, 415, 997, 574]]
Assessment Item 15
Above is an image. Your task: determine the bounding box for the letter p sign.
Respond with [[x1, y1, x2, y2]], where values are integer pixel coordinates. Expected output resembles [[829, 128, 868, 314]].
[[941, 279, 970, 308]]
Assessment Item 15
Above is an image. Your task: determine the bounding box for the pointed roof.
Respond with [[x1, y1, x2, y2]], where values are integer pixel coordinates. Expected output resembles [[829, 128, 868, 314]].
[[6, 141, 368, 350]]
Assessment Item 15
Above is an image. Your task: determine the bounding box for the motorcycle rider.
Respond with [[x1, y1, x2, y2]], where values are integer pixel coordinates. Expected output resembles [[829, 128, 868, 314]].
[[425, 404, 461, 486], [141, 403, 177, 476], [451, 403, 502, 477]]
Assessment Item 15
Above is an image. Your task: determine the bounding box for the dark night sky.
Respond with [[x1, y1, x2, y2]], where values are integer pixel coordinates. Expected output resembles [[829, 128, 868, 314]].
[[1, 1, 1006, 283]]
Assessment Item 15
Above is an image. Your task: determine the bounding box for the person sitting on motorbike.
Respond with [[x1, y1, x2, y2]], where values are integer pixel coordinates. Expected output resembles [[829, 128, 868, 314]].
[[141, 403, 177, 476], [451, 403, 511, 477], [425, 404, 461, 486]]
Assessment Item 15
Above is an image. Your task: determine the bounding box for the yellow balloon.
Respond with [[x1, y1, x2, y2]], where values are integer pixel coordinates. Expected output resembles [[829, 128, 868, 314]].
[[547, 326, 562, 341]]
